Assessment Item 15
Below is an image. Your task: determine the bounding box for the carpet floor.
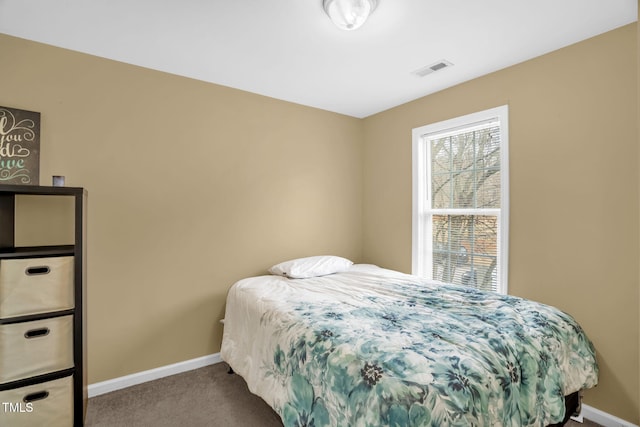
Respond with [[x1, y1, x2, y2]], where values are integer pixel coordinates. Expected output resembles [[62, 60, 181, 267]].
[[86, 363, 601, 427], [86, 363, 283, 427]]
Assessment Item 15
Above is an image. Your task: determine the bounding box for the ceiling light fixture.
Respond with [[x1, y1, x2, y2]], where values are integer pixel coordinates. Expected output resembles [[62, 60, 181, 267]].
[[323, 0, 377, 31]]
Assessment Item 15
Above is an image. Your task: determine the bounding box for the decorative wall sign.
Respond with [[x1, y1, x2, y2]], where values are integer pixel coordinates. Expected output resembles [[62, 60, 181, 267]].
[[0, 106, 40, 185]]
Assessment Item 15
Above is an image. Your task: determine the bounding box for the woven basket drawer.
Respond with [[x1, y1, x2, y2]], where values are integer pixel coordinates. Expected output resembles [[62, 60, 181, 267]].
[[0, 315, 74, 384], [0, 375, 73, 427], [0, 256, 74, 319]]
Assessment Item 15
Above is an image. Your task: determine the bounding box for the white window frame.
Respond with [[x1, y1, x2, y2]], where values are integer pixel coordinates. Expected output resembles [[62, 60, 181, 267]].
[[411, 105, 509, 293]]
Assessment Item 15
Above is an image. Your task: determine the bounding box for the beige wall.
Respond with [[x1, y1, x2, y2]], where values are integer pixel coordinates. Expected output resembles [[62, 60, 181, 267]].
[[0, 34, 364, 383], [363, 24, 639, 423]]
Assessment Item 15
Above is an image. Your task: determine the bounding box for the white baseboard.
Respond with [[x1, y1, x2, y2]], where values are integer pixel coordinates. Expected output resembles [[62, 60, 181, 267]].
[[88, 353, 222, 398], [580, 404, 639, 427]]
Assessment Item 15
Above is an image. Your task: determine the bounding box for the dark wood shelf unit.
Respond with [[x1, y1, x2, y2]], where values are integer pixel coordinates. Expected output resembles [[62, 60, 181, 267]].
[[0, 244, 75, 259], [0, 184, 87, 426]]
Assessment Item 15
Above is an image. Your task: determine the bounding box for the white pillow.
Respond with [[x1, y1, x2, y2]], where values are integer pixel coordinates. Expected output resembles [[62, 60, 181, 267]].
[[268, 256, 353, 279]]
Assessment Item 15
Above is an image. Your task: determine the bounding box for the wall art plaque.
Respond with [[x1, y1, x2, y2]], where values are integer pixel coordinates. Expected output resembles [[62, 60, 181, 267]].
[[0, 106, 40, 185]]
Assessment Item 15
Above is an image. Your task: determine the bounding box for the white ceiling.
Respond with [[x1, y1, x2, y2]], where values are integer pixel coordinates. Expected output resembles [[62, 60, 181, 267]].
[[0, 0, 637, 118]]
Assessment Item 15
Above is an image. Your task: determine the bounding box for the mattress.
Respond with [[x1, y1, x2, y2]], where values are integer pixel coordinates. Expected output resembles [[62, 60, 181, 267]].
[[221, 264, 598, 427]]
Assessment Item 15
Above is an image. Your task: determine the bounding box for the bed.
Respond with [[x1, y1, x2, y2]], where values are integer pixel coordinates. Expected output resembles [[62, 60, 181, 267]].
[[221, 257, 598, 427]]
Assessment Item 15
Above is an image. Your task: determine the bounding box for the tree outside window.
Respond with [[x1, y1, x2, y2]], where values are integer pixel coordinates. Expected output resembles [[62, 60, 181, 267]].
[[412, 106, 508, 293]]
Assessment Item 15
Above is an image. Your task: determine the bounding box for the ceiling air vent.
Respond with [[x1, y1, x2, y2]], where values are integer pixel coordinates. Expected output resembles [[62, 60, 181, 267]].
[[412, 60, 453, 77]]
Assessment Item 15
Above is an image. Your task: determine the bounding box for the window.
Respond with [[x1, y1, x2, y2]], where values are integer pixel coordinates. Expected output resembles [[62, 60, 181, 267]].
[[412, 105, 509, 293]]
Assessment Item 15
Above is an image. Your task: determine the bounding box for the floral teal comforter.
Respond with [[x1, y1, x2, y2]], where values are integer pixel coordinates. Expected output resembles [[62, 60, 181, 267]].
[[221, 265, 598, 427]]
